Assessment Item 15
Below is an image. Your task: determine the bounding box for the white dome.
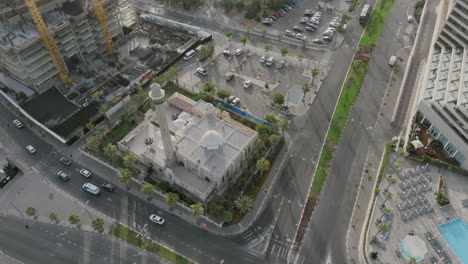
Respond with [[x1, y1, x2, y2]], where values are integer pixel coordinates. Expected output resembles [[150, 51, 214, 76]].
[[200, 130, 223, 150]]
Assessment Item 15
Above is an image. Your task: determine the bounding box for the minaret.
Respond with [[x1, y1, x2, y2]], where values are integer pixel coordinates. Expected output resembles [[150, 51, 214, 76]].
[[149, 83, 176, 168]]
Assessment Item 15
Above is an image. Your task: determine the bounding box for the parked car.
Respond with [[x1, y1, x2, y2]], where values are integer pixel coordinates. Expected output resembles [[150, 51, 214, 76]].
[[149, 214, 165, 225], [60, 157, 72, 166], [57, 171, 70, 181], [26, 145, 36, 154], [407, 15, 413, 22], [275, 11, 284, 17], [227, 95, 235, 104], [323, 31, 335, 37], [305, 26, 316, 32], [260, 56, 266, 63], [102, 182, 116, 192], [285, 30, 295, 37], [223, 50, 233, 57], [262, 19, 273, 25], [283, 4, 292, 10], [323, 35, 333, 41], [183, 50, 195, 60], [296, 33, 306, 40], [299, 18, 309, 24], [306, 22, 318, 29], [80, 168, 92, 178], [231, 97, 240, 106], [304, 9, 314, 16], [277, 60, 285, 69], [243, 80, 253, 89], [266, 56, 274, 66], [330, 21, 340, 27], [196, 67, 208, 76], [225, 72, 235, 81], [309, 19, 320, 25], [82, 183, 101, 195], [269, 15, 278, 21], [12, 119, 23, 128], [293, 26, 304, 32], [312, 39, 324, 44], [235, 48, 243, 56]]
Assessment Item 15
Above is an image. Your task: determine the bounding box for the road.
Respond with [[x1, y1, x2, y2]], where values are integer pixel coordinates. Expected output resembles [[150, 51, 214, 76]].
[[0, 214, 171, 264]]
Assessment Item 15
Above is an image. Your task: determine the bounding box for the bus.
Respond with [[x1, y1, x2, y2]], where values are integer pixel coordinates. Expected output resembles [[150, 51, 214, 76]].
[[359, 4, 371, 25]]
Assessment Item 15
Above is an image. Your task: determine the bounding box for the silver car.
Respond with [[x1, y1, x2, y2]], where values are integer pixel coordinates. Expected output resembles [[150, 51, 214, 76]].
[[82, 183, 101, 195]]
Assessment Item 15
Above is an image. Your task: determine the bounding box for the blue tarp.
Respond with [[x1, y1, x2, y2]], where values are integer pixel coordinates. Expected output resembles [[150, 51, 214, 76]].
[[214, 98, 269, 125]]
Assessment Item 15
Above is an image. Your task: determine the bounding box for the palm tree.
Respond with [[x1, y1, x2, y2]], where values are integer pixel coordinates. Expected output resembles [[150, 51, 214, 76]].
[[234, 195, 254, 214], [141, 184, 154, 200], [377, 208, 391, 223], [277, 32, 283, 40], [385, 177, 397, 192], [86, 136, 99, 153], [256, 158, 270, 174], [269, 134, 281, 146], [117, 168, 132, 189], [49, 212, 59, 223], [68, 213, 80, 225], [240, 35, 248, 46], [408, 257, 417, 264], [98, 104, 111, 129], [85, 122, 95, 131], [93, 124, 106, 140], [264, 44, 271, 53], [263, 113, 278, 125], [311, 68, 320, 83], [123, 153, 137, 171], [190, 203, 204, 217], [382, 191, 393, 206], [297, 54, 305, 61], [225, 31, 233, 50], [280, 47, 288, 57], [123, 99, 137, 117], [302, 82, 311, 102], [25, 207, 37, 217], [375, 223, 389, 236], [164, 192, 179, 207], [92, 218, 105, 232], [103, 143, 118, 163], [279, 119, 290, 136]]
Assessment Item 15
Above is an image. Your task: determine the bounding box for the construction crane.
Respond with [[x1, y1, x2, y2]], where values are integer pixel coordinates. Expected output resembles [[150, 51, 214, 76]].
[[91, 0, 116, 56], [23, 0, 73, 87]]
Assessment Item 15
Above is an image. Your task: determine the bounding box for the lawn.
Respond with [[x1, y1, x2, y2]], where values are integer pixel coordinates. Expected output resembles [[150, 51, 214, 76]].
[[163, 82, 199, 101], [109, 222, 193, 264], [102, 119, 135, 147]]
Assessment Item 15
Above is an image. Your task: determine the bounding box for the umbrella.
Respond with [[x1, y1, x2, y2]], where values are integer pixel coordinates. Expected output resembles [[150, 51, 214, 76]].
[[411, 140, 424, 149]]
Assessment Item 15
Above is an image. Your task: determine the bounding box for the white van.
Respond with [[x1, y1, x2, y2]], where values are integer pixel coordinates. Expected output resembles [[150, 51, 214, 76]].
[[183, 50, 196, 60], [389, 56, 396, 67], [266, 56, 274, 66]]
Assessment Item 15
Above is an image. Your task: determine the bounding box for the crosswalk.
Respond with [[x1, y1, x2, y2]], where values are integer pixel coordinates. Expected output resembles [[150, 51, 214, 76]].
[[266, 240, 310, 264], [31, 152, 68, 181], [239, 226, 262, 245]]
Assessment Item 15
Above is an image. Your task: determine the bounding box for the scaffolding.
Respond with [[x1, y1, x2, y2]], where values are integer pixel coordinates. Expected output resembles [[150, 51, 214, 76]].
[[23, 0, 72, 87], [91, 0, 116, 56]]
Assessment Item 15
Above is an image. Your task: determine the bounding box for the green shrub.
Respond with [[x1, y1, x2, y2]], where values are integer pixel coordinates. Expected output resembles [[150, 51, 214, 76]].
[[235, 0, 245, 10], [198, 43, 214, 62], [221, 0, 234, 11]]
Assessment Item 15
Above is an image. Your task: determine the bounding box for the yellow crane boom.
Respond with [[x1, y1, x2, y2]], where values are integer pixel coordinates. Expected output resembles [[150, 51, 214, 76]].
[[91, 0, 116, 56], [23, 0, 72, 87]]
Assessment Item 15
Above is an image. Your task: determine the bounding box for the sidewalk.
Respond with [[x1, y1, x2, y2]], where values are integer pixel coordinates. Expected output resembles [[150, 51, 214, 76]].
[[73, 131, 293, 236]]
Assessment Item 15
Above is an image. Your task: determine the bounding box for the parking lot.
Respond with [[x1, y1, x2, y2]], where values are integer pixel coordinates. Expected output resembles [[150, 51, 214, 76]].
[[257, 0, 341, 45]]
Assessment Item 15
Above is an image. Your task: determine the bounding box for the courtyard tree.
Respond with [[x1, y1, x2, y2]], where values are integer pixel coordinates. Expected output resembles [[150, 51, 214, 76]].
[[203, 83, 216, 94], [92, 218, 105, 232], [68, 213, 80, 225], [190, 203, 204, 217], [297, 53, 305, 61], [217, 89, 231, 101], [48, 212, 59, 223], [273, 93, 285, 105], [103, 143, 118, 163], [269, 134, 281, 146], [255, 123, 274, 141], [222, 210, 233, 222], [25, 207, 37, 218], [117, 168, 132, 189], [263, 113, 278, 125], [164, 192, 179, 207], [98, 103, 111, 129], [311, 68, 320, 83], [86, 136, 100, 153], [234, 195, 254, 214], [302, 82, 311, 102], [280, 47, 288, 57], [256, 158, 270, 174], [123, 153, 137, 171], [141, 184, 154, 200], [264, 44, 272, 53], [278, 119, 290, 136], [240, 35, 248, 46]]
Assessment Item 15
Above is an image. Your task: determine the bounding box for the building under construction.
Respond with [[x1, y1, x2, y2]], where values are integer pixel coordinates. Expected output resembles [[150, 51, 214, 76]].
[[0, 0, 137, 94]]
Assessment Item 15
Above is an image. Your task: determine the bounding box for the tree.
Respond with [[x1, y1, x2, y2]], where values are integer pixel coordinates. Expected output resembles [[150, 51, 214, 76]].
[[202, 83, 216, 94], [92, 218, 105, 232], [68, 213, 80, 225], [240, 35, 248, 46], [370, 251, 378, 260], [25, 207, 37, 217], [256, 158, 270, 173], [85, 122, 95, 131], [49, 212, 58, 223], [269, 134, 281, 146], [93, 124, 106, 140], [225, 31, 233, 50], [123, 99, 137, 116], [280, 47, 288, 57], [86, 136, 99, 153], [277, 32, 283, 40], [297, 53, 305, 61], [190, 203, 204, 217], [264, 113, 278, 125], [264, 44, 271, 53], [103, 143, 118, 163], [278, 119, 290, 136], [255, 123, 274, 141], [222, 210, 233, 222], [98, 104, 111, 128], [217, 89, 231, 100], [382, 191, 393, 206], [117, 168, 132, 188], [123, 153, 137, 171], [311, 68, 320, 83], [302, 82, 311, 102], [141, 184, 154, 200], [164, 192, 179, 207], [408, 257, 417, 264], [368, 43, 376, 55], [377, 208, 391, 223], [273, 93, 285, 105], [376, 223, 389, 237], [234, 195, 254, 214], [384, 177, 397, 192], [261, 28, 267, 37]]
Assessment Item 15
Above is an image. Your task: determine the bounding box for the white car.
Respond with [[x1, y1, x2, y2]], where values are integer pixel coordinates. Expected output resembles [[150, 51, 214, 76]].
[[149, 214, 165, 225], [235, 49, 243, 56], [243, 80, 253, 89], [80, 168, 92, 178], [82, 183, 101, 195], [260, 56, 266, 63], [12, 119, 23, 128], [296, 33, 306, 40], [231, 97, 240, 106], [196, 67, 208, 76], [26, 145, 36, 154]]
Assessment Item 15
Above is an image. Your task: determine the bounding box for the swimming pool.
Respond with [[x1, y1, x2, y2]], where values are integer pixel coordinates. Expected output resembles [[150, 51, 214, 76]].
[[437, 218, 468, 264]]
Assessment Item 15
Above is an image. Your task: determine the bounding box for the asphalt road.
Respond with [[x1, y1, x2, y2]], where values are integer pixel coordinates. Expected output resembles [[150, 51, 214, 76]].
[[0, 214, 171, 264]]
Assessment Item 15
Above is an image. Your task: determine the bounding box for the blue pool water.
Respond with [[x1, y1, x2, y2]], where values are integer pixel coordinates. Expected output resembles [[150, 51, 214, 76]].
[[437, 218, 468, 264]]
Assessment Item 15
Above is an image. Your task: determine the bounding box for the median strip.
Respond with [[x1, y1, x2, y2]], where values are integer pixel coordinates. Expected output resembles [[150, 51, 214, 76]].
[[293, 0, 397, 251]]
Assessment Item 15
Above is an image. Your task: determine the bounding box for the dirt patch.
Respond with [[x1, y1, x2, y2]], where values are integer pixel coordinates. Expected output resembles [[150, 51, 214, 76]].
[[239, 17, 257, 27], [293, 195, 317, 251]]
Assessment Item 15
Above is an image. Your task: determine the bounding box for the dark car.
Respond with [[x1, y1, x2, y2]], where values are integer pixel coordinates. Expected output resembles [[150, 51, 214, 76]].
[[60, 157, 72, 166], [225, 72, 235, 81], [293, 26, 304, 32], [102, 182, 116, 192]]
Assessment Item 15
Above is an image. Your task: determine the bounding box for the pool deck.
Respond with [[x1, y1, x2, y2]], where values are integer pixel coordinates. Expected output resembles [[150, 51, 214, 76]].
[[366, 155, 468, 264]]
